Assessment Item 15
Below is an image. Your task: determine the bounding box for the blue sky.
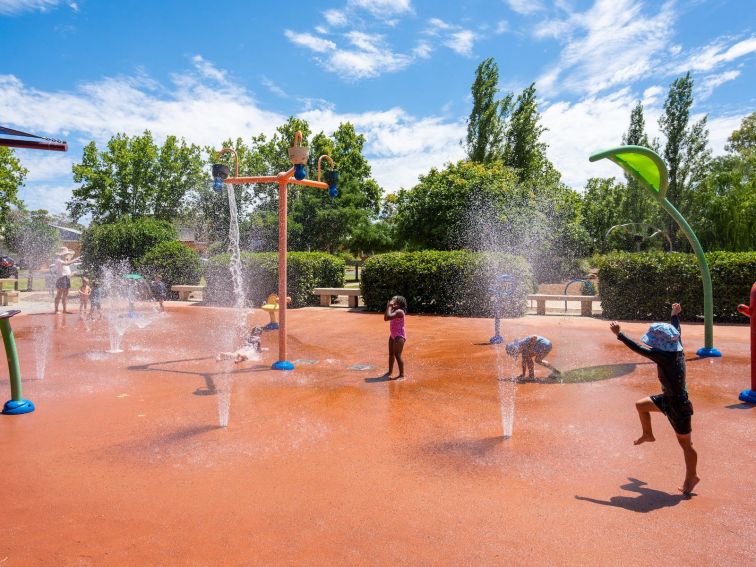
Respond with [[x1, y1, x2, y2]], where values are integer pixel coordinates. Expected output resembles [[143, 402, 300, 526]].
[[1, 0, 754, 215]]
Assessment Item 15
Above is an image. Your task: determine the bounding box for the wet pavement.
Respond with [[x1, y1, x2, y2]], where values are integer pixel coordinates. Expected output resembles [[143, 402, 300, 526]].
[[0, 305, 753, 565]]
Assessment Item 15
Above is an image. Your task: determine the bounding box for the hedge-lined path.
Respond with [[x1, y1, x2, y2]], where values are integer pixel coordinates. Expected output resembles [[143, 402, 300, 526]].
[[1, 305, 752, 565]]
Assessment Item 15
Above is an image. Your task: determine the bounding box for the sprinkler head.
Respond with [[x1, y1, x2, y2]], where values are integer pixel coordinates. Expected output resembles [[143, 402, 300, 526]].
[[325, 170, 338, 197], [294, 163, 307, 181], [212, 163, 230, 193]]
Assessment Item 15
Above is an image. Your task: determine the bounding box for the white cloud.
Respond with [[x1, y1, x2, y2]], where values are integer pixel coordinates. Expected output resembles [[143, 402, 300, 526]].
[[541, 88, 648, 188], [348, 0, 413, 17], [260, 76, 288, 98], [445, 30, 476, 57], [412, 40, 432, 59], [673, 36, 756, 73], [283, 30, 336, 53], [536, 0, 675, 97], [0, 0, 62, 14], [697, 69, 740, 100], [17, 152, 74, 183], [506, 0, 544, 16], [495, 20, 509, 34], [323, 9, 347, 27], [18, 182, 75, 214], [190, 55, 228, 83]]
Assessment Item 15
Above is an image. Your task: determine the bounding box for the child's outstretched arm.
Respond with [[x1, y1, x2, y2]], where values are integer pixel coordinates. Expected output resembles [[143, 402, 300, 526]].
[[671, 302, 681, 332]]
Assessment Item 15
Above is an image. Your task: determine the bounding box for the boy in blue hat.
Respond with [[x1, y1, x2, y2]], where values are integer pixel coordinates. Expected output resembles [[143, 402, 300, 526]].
[[609, 303, 699, 495]]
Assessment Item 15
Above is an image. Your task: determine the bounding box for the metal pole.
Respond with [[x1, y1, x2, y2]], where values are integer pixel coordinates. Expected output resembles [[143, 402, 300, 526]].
[[276, 177, 290, 369], [660, 198, 719, 356]]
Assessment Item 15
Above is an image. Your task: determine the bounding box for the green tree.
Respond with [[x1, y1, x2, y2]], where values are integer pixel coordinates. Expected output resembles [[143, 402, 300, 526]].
[[69, 131, 205, 223], [688, 113, 756, 251], [658, 73, 712, 248], [503, 83, 555, 185], [620, 102, 657, 226], [466, 58, 511, 164], [4, 209, 59, 290], [0, 147, 27, 232], [394, 160, 588, 280]]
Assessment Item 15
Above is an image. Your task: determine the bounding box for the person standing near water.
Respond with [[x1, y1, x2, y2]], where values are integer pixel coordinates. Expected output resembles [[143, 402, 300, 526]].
[[609, 302, 699, 495], [383, 296, 407, 380], [53, 246, 79, 314]]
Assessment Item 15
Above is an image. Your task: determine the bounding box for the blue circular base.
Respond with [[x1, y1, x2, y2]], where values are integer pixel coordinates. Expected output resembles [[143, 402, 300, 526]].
[[3, 399, 35, 415], [272, 360, 295, 371], [263, 322, 279, 331], [696, 346, 722, 358], [739, 389, 756, 404], [490, 335, 504, 344]]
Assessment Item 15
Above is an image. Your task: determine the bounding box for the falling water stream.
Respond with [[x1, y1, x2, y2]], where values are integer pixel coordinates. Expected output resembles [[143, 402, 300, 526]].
[[217, 183, 246, 427]]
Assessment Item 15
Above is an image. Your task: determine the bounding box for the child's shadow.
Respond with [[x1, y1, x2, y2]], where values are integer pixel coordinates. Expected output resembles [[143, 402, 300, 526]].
[[575, 477, 692, 513]]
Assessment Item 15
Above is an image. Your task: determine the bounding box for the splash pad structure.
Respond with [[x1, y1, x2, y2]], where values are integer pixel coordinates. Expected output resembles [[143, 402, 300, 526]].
[[212, 132, 337, 371], [590, 145, 721, 358]]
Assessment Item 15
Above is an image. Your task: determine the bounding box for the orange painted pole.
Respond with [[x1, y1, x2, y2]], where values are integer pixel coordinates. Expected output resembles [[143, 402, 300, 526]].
[[278, 175, 288, 367]]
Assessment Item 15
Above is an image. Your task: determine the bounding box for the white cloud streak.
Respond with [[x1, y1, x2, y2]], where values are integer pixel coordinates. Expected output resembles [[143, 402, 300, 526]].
[[0, 0, 61, 14]]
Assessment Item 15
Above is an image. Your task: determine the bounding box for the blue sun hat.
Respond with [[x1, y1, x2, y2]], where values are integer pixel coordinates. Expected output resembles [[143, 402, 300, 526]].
[[505, 341, 519, 357], [641, 322, 683, 352]]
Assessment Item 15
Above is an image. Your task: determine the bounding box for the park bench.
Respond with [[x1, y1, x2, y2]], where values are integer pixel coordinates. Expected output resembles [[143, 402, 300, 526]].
[[171, 284, 206, 301], [527, 294, 601, 317], [313, 287, 362, 308]]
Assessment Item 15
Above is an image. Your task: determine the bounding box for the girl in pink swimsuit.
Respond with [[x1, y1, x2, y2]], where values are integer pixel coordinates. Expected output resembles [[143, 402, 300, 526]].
[[383, 295, 407, 380]]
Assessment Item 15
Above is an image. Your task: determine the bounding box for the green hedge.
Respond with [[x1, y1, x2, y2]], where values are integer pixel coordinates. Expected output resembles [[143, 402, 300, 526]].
[[205, 252, 344, 307], [361, 251, 533, 317], [597, 251, 756, 322], [137, 241, 202, 293], [81, 217, 176, 273]]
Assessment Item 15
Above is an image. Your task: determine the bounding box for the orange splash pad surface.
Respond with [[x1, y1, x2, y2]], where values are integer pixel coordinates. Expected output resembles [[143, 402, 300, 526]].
[[1, 306, 754, 565]]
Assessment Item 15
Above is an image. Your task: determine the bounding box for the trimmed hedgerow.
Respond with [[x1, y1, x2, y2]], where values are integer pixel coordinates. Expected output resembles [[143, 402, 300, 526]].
[[137, 241, 202, 292], [360, 250, 532, 317], [596, 251, 756, 322], [205, 251, 344, 307]]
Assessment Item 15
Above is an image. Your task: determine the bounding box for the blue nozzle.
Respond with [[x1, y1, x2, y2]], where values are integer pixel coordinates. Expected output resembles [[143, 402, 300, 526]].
[[213, 177, 225, 192], [328, 186, 338, 198], [294, 164, 306, 180]]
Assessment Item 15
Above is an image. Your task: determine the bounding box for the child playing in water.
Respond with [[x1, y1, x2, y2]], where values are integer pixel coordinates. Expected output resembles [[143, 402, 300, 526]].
[[216, 326, 264, 363], [88, 280, 102, 320], [78, 277, 91, 315], [383, 296, 407, 380], [506, 335, 560, 379], [609, 302, 699, 495], [150, 274, 168, 312]]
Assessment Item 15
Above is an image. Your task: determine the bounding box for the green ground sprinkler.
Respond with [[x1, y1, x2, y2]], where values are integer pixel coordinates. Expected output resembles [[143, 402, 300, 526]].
[[1, 309, 35, 415], [589, 145, 721, 358]]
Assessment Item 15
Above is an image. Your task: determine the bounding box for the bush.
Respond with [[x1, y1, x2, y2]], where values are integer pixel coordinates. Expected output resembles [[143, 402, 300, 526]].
[[137, 241, 202, 292], [596, 251, 756, 322], [360, 251, 533, 317], [204, 252, 344, 307], [81, 217, 176, 272]]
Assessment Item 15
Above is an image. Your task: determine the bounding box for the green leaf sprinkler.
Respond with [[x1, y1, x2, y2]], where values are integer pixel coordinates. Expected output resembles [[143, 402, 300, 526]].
[[589, 145, 721, 358]]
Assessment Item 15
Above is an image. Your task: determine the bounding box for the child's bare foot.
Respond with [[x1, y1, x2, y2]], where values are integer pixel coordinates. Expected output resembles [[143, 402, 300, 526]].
[[381, 372, 392, 379], [390, 374, 405, 381], [633, 433, 656, 445], [679, 475, 700, 495]]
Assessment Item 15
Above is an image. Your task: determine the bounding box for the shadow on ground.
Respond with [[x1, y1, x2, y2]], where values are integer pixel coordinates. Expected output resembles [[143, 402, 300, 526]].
[[575, 477, 692, 512]]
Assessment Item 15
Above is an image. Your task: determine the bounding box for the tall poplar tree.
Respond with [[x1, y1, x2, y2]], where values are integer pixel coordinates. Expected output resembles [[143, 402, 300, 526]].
[[503, 82, 552, 184], [658, 73, 711, 247], [465, 58, 511, 164], [620, 101, 655, 227]]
